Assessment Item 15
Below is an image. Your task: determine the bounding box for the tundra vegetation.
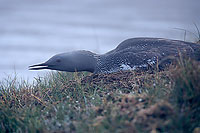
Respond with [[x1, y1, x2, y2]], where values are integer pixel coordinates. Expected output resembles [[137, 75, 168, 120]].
[[1, 40, 200, 132]]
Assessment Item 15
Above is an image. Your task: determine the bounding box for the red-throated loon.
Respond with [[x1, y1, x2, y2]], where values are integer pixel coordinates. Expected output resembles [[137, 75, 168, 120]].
[[29, 38, 200, 73]]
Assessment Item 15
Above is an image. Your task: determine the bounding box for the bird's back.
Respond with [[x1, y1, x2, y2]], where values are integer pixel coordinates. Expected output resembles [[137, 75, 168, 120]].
[[114, 38, 197, 53], [96, 38, 200, 73]]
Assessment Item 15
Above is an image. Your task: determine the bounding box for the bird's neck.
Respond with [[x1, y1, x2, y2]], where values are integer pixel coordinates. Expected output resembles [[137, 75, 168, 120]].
[[73, 50, 99, 73]]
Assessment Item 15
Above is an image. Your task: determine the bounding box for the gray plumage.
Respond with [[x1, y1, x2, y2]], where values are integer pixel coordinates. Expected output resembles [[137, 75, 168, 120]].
[[29, 37, 200, 73]]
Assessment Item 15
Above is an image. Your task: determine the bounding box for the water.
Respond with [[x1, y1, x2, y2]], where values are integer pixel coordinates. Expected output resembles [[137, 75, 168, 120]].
[[0, 0, 200, 81]]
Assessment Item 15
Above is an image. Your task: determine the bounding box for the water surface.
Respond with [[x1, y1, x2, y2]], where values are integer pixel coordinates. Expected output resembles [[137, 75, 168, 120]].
[[0, 0, 200, 81]]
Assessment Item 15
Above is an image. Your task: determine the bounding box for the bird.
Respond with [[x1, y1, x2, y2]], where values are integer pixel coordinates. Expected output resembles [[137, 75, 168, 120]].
[[29, 37, 200, 73]]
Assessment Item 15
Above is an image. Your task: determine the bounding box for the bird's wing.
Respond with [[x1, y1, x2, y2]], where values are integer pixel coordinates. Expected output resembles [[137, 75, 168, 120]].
[[101, 38, 200, 72]]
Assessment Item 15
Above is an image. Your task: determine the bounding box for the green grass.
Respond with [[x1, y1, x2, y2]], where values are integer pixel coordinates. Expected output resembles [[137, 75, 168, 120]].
[[0, 58, 200, 133]]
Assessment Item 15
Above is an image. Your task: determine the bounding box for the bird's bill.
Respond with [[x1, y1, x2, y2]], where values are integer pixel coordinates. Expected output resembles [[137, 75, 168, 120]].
[[29, 63, 50, 70]]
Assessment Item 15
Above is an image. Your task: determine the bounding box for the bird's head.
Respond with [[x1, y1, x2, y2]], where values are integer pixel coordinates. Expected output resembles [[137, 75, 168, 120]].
[[29, 51, 97, 72]]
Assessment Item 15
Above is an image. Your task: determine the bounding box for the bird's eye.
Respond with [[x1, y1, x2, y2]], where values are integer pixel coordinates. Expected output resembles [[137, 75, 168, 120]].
[[56, 59, 61, 63]]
